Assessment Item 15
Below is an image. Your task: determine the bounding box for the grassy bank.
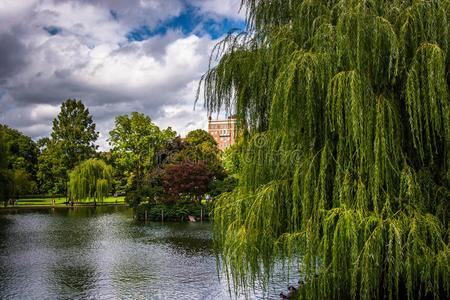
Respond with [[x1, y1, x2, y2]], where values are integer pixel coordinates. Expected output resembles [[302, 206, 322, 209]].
[[3, 196, 126, 208]]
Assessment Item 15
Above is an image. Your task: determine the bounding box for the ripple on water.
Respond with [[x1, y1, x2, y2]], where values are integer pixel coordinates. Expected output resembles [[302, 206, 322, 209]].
[[0, 207, 298, 299]]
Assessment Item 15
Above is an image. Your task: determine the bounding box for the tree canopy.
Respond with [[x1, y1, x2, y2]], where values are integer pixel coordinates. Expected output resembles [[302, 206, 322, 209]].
[[0, 130, 13, 204], [51, 99, 98, 168], [175, 129, 225, 179], [68, 158, 112, 205], [37, 99, 98, 194], [0, 124, 38, 175], [201, 0, 448, 299], [185, 129, 218, 148], [108, 112, 176, 191], [0, 125, 39, 196], [163, 162, 212, 205]]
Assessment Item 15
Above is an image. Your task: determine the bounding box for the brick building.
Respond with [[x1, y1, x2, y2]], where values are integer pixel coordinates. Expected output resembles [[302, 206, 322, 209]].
[[208, 116, 236, 151]]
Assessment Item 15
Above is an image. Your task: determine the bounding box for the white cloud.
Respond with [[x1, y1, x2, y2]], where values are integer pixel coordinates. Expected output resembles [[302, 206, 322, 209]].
[[154, 79, 208, 138], [191, 0, 246, 20], [91, 0, 185, 30], [0, 0, 39, 28], [37, 1, 125, 44], [0, 0, 239, 150], [30, 104, 60, 122], [21, 123, 53, 139], [1, 102, 57, 139]]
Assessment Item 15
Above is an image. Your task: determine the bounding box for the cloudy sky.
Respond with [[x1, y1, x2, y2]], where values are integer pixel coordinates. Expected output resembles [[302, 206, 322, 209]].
[[0, 0, 245, 150]]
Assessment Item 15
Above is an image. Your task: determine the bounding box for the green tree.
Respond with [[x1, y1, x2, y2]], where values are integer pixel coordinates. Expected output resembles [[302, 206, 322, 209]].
[[0, 130, 13, 205], [37, 99, 98, 195], [101, 151, 128, 196], [108, 112, 176, 192], [51, 99, 98, 168], [0, 125, 39, 196], [36, 137, 64, 194], [185, 129, 218, 147], [176, 129, 225, 179], [172, 129, 227, 197], [0, 124, 39, 176], [68, 158, 112, 205], [209, 144, 241, 197], [12, 168, 37, 196], [201, 0, 448, 299], [155, 136, 188, 167]]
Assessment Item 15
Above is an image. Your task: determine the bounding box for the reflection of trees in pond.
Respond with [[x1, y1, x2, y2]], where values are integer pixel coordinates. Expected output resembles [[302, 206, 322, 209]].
[[44, 217, 98, 297], [42, 212, 98, 249], [160, 237, 213, 255], [49, 206, 127, 218], [112, 261, 152, 288], [0, 215, 12, 239], [47, 207, 134, 297], [1, 208, 284, 299], [140, 222, 215, 254], [50, 263, 97, 295]]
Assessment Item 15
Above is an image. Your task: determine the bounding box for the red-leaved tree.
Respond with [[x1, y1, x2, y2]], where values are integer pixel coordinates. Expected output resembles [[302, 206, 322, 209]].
[[163, 162, 212, 205]]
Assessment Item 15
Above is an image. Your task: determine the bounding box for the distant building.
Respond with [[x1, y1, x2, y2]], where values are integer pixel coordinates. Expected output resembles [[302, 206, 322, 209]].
[[208, 116, 236, 151]]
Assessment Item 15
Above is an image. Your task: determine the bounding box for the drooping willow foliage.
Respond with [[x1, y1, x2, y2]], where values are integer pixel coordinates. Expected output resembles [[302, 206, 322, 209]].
[[69, 158, 113, 205], [199, 0, 449, 299]]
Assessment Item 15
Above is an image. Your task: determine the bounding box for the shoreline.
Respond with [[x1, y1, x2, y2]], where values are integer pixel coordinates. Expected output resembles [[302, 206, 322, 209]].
[[0, 203, 128, 210]]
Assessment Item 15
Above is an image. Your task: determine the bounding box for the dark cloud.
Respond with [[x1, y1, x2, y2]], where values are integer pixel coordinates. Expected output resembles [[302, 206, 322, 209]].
[[52, 0, 185, 30], [0, 33, 28, 83], [142, 30, 183, 61], [54, 68, 71, 78]]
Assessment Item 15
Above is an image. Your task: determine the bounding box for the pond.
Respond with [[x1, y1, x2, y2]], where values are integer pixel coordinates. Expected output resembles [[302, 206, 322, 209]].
[[0, 206, 294, 299]]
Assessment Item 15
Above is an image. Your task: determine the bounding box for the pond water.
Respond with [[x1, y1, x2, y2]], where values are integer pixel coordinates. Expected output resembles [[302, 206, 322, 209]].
[[0, 206, 293, 300]]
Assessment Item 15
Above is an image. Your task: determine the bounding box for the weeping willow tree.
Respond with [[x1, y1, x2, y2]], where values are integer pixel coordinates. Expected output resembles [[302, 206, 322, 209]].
[[200, 0, 449, 299], [69, 158, 113, 205]]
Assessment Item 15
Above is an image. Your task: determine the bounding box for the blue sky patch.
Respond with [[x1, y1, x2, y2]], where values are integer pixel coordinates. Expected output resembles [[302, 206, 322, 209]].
[[43, 26, 61, 36], [126, 25, 159, 42], [202, 18, 246, 39], [110, 10, 118, 21], [126, 4, 246, 42]]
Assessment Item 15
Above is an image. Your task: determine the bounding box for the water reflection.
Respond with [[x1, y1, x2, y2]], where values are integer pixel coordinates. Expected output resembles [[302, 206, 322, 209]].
[[0, 207, 292, 299]]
